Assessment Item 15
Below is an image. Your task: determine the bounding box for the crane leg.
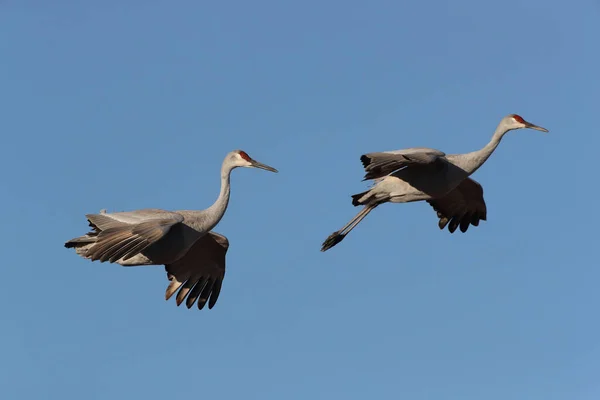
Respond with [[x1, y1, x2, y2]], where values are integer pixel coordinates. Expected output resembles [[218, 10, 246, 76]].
[[320, 205, 377, 252]]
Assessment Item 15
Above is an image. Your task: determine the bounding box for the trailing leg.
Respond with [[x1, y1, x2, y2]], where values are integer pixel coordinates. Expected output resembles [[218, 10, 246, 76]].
[[320, 204, 377, 252]]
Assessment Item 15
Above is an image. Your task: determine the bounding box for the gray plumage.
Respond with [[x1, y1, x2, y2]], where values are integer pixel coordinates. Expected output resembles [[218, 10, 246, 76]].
[[321, 114, 548, 251], [65, 150, 277, 309]]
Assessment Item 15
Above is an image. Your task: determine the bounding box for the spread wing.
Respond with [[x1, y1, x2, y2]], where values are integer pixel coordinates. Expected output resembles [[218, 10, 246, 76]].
[[88, 208, 184, 227], [164, 232, 229, 310], [83, 209, 185, 263], [427, 178, 487, 233], [360, 147, 447, 180]]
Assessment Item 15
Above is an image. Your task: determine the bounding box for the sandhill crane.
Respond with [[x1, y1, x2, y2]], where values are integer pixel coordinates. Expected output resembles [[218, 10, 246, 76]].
[[65, 150, 278, 309], [321, 114, 548, 252]]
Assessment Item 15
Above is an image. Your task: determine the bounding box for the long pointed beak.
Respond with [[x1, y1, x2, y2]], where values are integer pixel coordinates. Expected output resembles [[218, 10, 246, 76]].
[[525, 120, 549, 132], [250, 159, 278, 173]]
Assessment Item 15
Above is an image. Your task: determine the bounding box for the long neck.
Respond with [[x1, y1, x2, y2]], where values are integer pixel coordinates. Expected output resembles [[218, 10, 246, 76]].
[[459, 123, 509, 175], [200, 161, 233, 232]]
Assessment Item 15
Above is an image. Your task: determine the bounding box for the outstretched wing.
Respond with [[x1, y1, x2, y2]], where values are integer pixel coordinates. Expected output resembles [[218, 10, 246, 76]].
[[83, 209, 185, 263], [164, 231, 229, 310], [87, 208, 184, 228], [360, 147, 446, 180], [427, 178, 487, 233]]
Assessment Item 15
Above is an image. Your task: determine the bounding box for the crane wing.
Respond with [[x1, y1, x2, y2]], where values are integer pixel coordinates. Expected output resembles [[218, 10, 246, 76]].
[[164, 231, 229, 310], [88, 208, 184, 227], [81, 210, 185, 263], [360, 147, 446, 180], [426, 178, 487, 233]]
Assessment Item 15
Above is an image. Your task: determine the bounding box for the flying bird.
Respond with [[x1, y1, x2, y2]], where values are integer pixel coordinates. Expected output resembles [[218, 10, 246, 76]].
[[321, 114, 548, 251], [65, 150, 278, 309]]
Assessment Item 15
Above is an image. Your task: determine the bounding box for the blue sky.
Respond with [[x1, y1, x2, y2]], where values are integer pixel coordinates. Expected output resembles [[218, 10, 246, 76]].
[[1, 1, 598, 399]]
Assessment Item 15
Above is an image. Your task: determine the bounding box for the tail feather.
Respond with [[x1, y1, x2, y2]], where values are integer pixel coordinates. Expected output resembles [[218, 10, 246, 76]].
[[360, 154, 371, 169], [351, 190, 369, 207]]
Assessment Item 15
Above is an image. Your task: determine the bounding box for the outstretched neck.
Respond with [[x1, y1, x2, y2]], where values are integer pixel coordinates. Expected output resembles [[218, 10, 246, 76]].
[[200, 162, 233, 232], [460, 124, 509, 175]]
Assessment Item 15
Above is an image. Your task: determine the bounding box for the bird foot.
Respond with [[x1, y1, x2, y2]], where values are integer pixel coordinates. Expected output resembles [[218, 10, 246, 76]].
[[321, 231, 345, 252]]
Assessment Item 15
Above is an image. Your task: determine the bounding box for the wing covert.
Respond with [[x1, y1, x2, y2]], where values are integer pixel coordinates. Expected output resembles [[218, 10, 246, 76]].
[[360, 147, 446, 180]]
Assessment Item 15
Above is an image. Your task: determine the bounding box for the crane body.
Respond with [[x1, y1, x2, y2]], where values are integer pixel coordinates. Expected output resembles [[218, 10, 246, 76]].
[[321, 114, 548, 251], [65, 150, 278, 309]]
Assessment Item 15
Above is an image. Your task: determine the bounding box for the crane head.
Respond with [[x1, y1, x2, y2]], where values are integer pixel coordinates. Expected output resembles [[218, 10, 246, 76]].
[[506, 114, 548, 132], [229, 150, 278, 173]]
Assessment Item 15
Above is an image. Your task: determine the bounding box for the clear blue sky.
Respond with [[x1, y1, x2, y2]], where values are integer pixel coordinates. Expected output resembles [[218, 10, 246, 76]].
[[1, 1, 598, 399]]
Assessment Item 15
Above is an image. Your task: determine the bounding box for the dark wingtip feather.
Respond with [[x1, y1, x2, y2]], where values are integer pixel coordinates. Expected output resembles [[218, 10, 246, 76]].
[[459, 216, 471, 233], [198, 297, 208, 310], [208, 280, 223, 309], [429, 200, 486, 234], [438, 218, 449, 230], [448, 218, 459, 233], [197, 279, 213, 310]]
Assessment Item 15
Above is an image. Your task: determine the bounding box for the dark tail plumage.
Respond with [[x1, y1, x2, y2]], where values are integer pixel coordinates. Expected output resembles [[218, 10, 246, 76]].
[[351, 190, 369, 206], [360, 154, 371, 169]]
